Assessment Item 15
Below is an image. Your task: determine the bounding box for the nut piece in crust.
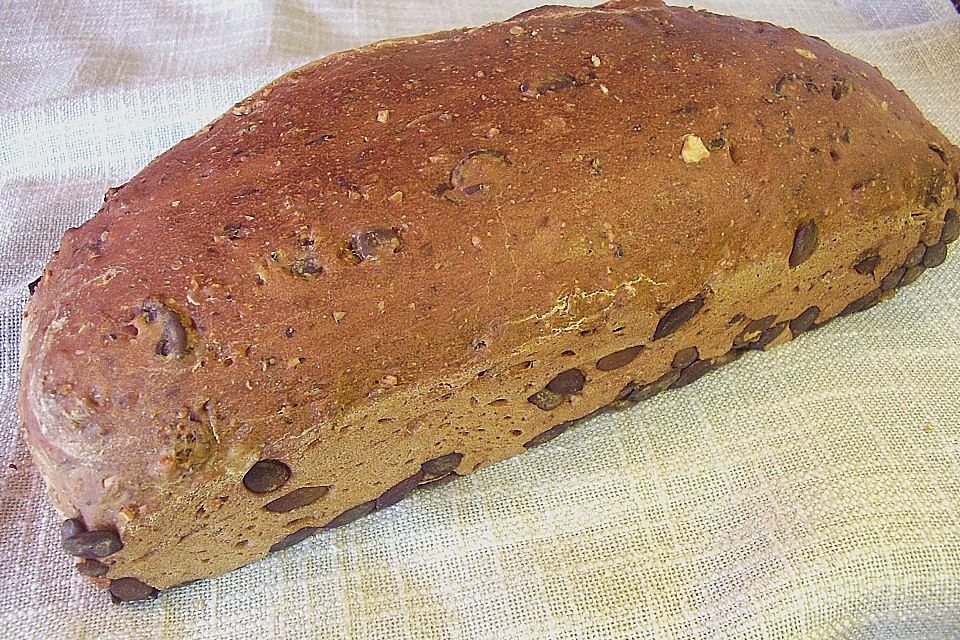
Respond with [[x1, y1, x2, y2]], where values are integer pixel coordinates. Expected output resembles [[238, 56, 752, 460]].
[[681, 135, 710, 164], [141, 300, 190, 358]]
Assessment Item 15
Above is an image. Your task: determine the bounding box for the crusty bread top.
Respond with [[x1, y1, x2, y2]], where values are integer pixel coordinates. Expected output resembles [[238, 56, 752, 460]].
[[20, 0, 959, 536]]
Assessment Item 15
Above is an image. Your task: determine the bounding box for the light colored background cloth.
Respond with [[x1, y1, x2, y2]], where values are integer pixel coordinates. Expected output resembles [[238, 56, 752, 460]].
[[1, 1, 959, 638]]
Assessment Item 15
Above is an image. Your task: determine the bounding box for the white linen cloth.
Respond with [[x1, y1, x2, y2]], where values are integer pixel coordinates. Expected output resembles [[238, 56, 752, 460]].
[[0, 1, 958, 638]]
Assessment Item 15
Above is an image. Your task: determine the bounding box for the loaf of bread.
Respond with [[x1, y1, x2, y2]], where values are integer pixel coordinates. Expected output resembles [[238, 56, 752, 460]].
[[19, 0, 959, 602]]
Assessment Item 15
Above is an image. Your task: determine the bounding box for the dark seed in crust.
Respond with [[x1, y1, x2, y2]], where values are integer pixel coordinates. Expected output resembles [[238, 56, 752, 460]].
[[707, 137, 726, 150], [733, 315, 777, 347], [520, 71, 577, 98], [942, 209, 959, 244], [61, 518, 84, 540], [615, 381, 637, 401], [447, 149, 511, 200], [789, 219, 818, 268], [831, 78, 851, 101], [142, 300, 189, 358], [324, 500, 376, 530], [28, 275, 41, 295], [840, 289, 881, 316], [774, 72, 819, 97], [759, 323, 787, 348], [653, 295, 705, 340], [671, 359, 716, 389], [546, 368, 586, 394], [853, 255, 881, 275], [671, 346, 699, 369], [880, 267, 906, 291], [76, 559, 109, 577], [263, 486, 329, 513], [596, 345, 643, 371], [626, 369, 682, 403], [900, 265, 925, 287], [269, 527, 321, 553], [744, 322, 787, 351], [223, 222, 245, 239], [789, 306, 820, 335], [376, 470, 425, 510], [62, 529, 123, 559], [524, 421, 572, 448], [922, 242, 947, 268], [609, 380, 637, 409], [421, 452, 463, 481], [243, 459, 291, 493], [904, 243, 926, 268], [287, 256, 323, 277], [527, 388, 565, 410], [109, 577, 158, 603], [349, 226, 402, 261]]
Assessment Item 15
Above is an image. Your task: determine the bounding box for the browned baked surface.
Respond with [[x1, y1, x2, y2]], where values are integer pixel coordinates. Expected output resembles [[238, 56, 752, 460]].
[[19, 0, 960, 600]]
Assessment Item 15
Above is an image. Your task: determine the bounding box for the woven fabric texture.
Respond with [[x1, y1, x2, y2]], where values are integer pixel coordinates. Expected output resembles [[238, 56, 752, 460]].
[[1, 1, 959, 638]]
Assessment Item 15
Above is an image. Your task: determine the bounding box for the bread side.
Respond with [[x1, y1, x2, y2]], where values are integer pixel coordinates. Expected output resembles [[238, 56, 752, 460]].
[[19, 0, 960, 599]]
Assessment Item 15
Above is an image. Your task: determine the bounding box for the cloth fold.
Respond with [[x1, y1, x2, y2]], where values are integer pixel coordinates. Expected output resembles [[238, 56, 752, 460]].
[[0, 1, 958, 638]]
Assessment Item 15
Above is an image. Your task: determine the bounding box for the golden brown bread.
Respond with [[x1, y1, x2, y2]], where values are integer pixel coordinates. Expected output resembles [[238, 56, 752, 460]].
[[18, 0, 960, 601]]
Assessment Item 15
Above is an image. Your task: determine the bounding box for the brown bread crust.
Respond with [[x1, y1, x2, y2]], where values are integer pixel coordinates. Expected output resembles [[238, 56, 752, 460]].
[[19, 0, 960, 596]]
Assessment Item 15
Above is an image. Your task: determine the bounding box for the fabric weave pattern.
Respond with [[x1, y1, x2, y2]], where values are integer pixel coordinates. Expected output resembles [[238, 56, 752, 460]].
[[0, 1, 958, 638]]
